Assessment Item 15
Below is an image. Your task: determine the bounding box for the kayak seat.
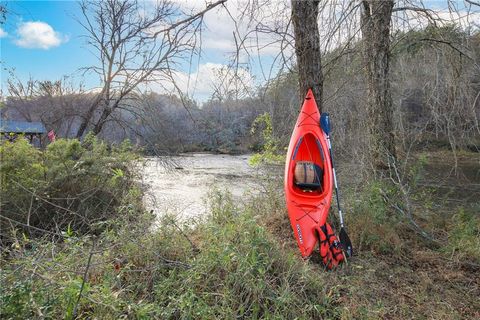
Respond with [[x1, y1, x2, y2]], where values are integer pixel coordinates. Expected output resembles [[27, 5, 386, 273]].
[[294, 161, 323, 191]]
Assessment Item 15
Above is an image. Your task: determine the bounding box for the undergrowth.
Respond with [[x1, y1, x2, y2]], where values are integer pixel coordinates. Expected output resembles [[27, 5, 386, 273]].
[[347, 181, 404, 255], [1, 142, 478, 319], [1, 190, 339, 319], [249, 113, 285, 166], [0, 135, 141, 244], [444, 208, 480, 264]]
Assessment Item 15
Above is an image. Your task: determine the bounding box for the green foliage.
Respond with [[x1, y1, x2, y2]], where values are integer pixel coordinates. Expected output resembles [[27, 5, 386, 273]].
[[151, 191, 335, 318], [348, 181, 403, 254], [1, 158, 479, 319], [0, 136, 142, 243], [2, 136, 478, 319], [444, 208, 480, 263], [249, 113, 285, 166], [0, 137, 44, 191], [0, 190, 339, 319]]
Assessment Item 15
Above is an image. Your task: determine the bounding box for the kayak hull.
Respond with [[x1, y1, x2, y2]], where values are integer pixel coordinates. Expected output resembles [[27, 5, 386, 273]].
[[284, 89, 333, 257]]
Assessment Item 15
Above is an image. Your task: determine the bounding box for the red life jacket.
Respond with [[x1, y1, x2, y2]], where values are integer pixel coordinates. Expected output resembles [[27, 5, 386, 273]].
[[317, 222, 344, 269]]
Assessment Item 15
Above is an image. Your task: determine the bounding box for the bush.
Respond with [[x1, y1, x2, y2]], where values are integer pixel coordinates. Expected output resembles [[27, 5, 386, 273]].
[[348, 181, 404, 255], [0, 135, 142, 245], [0, 190, 340, 319], [249, 113, 285, 166]]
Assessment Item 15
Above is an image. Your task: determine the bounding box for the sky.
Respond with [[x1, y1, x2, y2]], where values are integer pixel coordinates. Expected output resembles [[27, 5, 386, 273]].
[[0, 0, 478, 103], [0, 0, 287, 103], [1, 1, 97, 86]]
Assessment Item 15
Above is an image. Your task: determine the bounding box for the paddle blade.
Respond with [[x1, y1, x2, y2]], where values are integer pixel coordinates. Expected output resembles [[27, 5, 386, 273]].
[[320, 113, 331, 135], [339, 227, 353, 258]]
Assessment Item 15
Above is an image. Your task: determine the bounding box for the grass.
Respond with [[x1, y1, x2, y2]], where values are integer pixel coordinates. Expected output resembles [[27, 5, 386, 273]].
[[1, 190, 341, 319], [1, 142, 479, 319], [247, 169, 480, 319]]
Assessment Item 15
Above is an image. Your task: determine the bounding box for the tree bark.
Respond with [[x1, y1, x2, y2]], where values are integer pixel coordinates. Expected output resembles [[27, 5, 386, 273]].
[[291, 0, 323, 109], [361, 0, 397, 171]]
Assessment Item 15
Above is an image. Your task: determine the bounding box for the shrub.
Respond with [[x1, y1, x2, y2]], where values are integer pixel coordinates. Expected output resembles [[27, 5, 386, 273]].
[[348, 181, 404, 254], [0, 190, 341, 319], [0, 135, 142, 245], [249, 113, 285, 166]]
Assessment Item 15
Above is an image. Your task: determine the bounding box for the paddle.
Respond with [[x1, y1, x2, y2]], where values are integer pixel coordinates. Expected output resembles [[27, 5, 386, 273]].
[[320, 113, 353, 258]]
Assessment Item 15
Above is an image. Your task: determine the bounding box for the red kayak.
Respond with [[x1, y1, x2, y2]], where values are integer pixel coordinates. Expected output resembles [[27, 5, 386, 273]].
[[284, 89, 334, 258]]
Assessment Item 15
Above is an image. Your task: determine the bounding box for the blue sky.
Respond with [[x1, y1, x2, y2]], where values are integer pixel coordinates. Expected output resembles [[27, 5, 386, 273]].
[[1, 1, 99, 87], [1, 1, 476, 102], [0, 0, 277, 102]]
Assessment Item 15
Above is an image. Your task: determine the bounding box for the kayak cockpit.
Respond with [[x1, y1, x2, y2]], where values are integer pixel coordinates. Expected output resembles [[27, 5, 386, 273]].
[[290, 132, 326, 196]]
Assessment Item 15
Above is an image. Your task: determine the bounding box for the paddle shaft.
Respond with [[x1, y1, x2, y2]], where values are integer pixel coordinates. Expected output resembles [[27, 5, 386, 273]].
[[325, 135, 344, 228]]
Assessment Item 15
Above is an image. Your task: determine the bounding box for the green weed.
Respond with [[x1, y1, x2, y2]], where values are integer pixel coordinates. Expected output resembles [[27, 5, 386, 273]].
[[444, 208, 480, 263], [249, 113, 285, 166]]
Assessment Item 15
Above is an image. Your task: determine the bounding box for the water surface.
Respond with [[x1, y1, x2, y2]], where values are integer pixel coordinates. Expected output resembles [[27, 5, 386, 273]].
[[142, 153, 259, 220]]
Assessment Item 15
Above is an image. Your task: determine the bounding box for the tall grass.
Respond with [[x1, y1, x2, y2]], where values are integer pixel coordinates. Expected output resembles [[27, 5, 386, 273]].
[[1, 189, 341, 319], [1, 140, 478, 319]]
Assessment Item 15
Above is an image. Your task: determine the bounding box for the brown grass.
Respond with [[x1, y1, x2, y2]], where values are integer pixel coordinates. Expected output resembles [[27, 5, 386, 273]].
[[257, 151, 480, 319]]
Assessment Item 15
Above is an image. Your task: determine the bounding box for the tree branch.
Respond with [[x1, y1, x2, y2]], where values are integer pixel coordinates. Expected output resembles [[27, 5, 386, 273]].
[[152, 0, 227, 37]]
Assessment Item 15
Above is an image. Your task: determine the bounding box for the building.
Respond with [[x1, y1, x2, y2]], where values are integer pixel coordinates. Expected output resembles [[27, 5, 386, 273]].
[[0, 119, 47, 147]]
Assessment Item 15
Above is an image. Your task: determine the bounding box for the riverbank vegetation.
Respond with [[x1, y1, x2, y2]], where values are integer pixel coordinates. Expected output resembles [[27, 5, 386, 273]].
[[0, 135, 141, 245], [1, 1, 479, 318], [1, 137, 479, 318]]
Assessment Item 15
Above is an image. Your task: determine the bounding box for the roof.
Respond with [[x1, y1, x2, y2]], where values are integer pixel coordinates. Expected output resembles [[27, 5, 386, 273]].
[[0, 119, 47, 134]]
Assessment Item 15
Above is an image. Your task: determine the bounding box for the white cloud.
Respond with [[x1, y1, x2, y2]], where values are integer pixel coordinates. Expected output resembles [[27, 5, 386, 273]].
[[148, 62, 255, 102], [140, 1, 293, 85], [15, 21, 67, 49], [173, 0, 292, 56], [0, 27, 7, 38]]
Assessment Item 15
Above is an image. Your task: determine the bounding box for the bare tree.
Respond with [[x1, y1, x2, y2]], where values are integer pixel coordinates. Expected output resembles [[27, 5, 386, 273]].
[[75, 0, 227, 138], [4, 75, 89, 139], [361, 0, 397, 171], [291, 0, 323, 108]]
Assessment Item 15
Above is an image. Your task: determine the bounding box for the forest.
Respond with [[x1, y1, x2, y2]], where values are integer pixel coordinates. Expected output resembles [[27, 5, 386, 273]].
[[1, 0, 479, 319], [3, 27, 479, 156]]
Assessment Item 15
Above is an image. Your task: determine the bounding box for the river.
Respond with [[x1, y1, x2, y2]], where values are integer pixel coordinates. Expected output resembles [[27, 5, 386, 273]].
[[142, 153, 261, 220], [141, 151, 479, 221]]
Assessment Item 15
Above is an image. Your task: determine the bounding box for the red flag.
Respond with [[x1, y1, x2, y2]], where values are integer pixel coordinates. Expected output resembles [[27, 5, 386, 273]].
[[47, 130, 56, 142]]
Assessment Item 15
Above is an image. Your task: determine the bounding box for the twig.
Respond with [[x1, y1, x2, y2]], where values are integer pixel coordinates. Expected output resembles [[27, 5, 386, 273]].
[[0, 214, 63, 237], [169, 218, 199, 253], [152, 0, 227, 37], [465, 0, 480, 7], [11, 179, 83, 218]]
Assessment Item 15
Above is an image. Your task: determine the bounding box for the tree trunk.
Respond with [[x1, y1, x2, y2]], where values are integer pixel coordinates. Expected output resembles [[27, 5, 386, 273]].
[[92, 104, 116, 135], [76, 106, 95, 139], [291, 0, 323, 109], [361, 0, 396, 171], [75, 93, 104, 139]]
